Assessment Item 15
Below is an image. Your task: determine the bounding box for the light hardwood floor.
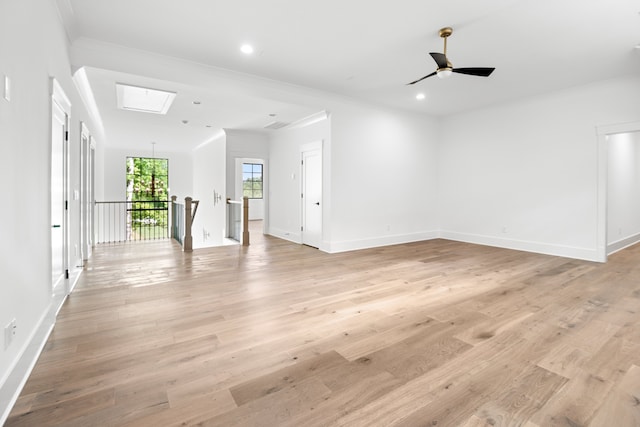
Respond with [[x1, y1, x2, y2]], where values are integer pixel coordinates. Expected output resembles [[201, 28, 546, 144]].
[[6, 223, 640, 426]]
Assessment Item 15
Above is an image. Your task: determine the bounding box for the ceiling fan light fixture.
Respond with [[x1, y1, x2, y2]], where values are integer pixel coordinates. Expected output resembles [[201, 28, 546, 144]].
[[436, 68, 452, 79]]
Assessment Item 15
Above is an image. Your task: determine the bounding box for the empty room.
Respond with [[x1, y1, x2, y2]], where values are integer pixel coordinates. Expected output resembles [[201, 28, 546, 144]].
[[1, 0, 640, 425]]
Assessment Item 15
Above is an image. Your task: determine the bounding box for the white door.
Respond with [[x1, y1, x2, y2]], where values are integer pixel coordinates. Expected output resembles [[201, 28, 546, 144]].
[[51, 100, 66, 289], [301, 148, 322, 248], [80, 128, 93, 261]]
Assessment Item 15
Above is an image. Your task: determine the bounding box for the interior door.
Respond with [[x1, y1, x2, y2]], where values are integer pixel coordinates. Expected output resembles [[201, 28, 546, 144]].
[[301, 148, 322, 248], [80, 128, 93, 261], [51, 100, 66, 289]]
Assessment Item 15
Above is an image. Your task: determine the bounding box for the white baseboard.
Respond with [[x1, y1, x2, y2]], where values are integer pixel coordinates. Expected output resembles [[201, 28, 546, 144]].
[[325, 231, 439, 254], [0, 270, 82, 425], [268, 227, 301, 244], [607, 232, 640, 256], [439, 231, 601, 262], [0, 307, 54, 426]]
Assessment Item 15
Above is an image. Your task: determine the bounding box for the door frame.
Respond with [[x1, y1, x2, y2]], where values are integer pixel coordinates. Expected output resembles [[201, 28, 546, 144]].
[[596, 120, 640, 262], [50, 78, 71, 299], [300, 141, 323, 249], [80, 122, 94, 262], [235, 157, 267, 228]]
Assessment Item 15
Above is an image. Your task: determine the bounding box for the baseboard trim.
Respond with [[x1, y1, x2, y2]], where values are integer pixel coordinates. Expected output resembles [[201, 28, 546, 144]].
[[325, 231, 439, 254], [268, 227, 301, 244], [0, 269, 82, 425], [439, 231, 601, 262], [0, 307, 54, 426], [607, 232, 640, 256]]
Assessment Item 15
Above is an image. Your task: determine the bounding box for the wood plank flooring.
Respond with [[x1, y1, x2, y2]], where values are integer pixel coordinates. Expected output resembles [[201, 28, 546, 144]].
[[6, 223, 640, 426]]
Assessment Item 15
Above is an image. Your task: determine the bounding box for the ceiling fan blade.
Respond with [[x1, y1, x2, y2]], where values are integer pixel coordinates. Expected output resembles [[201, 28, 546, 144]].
[[429, 52, 448, 69], [452, 67, 495, 77], [407, 71, 437, 85]]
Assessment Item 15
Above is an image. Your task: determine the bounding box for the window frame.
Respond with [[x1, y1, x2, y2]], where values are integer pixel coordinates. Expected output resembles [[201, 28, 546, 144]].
[[242, 163, 263, 199]]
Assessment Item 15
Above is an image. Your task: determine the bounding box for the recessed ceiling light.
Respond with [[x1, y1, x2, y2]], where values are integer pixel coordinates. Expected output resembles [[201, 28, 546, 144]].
[[269, 113, 277, 117], [193, 101, 201, 105], [182, 119, 189, 125], [416, 93, 426, 100], [205, 125, 212, 128], [240, 44, 254, 55], [116, 83, 176, 115]]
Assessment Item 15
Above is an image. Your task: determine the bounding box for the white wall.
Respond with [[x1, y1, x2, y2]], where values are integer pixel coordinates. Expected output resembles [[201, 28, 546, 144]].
[[328, 102, 440, 253], [0, 0, 102, 422], [191, 134, 226, 248], [269, 116, 331, 244], [440, 76, 640, 261], [225, 130, 269, 221], [607, 131, 640, 253], [269, 102, 440, 253]]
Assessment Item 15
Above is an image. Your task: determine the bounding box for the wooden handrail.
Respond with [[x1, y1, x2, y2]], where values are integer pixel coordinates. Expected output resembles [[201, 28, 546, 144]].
[[242, 196, 249, 246]]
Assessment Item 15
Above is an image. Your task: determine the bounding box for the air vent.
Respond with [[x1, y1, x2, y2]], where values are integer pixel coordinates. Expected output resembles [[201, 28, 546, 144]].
[[264, 121, 289, 130]]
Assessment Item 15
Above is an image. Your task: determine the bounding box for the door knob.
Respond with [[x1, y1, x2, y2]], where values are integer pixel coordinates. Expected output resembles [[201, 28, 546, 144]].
[[315, 202, 320, 206], [52, 224, 61, 228]]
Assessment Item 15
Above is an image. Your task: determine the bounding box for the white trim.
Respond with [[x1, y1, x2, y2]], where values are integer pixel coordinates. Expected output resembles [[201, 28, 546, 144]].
[[596, 121, 640, 262], [300, 140, 322, 153], [72, 68, 104, 138], [607, 232, 640, 256], [439, 231, 601, 262], [0, 267, 81, 425], [288, 110, 330, 130], [50, 77, 71, 112], [300, 141, 323, 249], [0, 308, 54, 426], [325, 231, 439, 254], [268, 227, 301, 244]]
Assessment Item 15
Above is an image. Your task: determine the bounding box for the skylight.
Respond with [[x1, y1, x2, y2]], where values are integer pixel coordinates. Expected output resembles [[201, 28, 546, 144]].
[[116, 83, 176, 115]]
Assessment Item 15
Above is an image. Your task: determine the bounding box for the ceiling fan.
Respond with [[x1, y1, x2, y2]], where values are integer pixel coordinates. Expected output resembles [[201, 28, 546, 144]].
[[408, 27, 495, 85]]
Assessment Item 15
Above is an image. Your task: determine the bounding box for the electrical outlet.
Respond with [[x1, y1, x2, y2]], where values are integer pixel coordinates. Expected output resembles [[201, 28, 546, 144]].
[[4, 319, 16, 350]]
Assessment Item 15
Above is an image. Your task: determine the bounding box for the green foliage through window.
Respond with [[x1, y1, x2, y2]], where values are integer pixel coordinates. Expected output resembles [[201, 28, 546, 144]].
[[243, 163, 263, 199], [126, 157, 169, 235], [126, 157, 169, 201]]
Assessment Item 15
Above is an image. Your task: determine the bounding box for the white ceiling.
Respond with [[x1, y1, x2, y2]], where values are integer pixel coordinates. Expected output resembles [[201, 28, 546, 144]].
[[56, 0, 640, 151]]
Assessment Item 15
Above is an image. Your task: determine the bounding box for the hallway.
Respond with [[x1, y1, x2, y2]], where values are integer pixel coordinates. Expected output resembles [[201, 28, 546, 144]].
[[6, 235, 640, 426]]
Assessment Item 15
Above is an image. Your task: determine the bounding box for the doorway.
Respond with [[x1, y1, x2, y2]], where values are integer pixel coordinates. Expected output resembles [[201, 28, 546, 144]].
[[301, 142, 322, 248], [605, 131, 640, 255], [233, 157, 267, 238], [51, 80, 70, 293], [597, 121, 640, 261], [80, 124, 94, 262]]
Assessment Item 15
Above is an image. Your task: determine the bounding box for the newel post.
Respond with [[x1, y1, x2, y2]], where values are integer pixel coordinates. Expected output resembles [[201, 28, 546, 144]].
[[184, 196, 193, 252], [242, 196, 249, 246], [170, 195, 177, 240]]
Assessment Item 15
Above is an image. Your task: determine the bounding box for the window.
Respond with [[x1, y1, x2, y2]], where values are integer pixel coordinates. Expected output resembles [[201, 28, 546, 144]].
[[243, 163, 263, 199], [126, 157, 169, 201], [125, 157, 169, 239]]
